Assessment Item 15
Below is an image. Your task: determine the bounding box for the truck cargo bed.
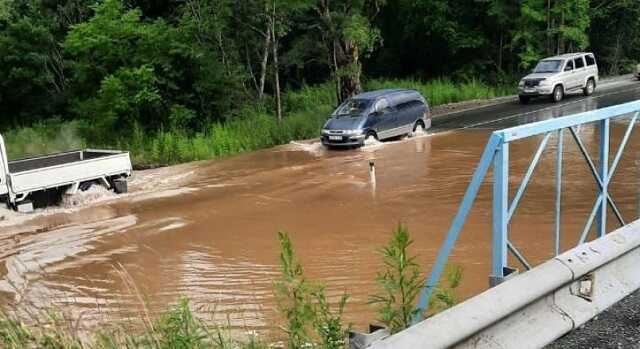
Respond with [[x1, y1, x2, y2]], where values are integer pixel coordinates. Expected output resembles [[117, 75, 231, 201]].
[[8, 150, 122, 173]]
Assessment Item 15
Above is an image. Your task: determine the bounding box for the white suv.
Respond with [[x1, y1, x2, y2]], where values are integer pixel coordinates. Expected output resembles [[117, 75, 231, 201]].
[[518, 53, 598, 104]]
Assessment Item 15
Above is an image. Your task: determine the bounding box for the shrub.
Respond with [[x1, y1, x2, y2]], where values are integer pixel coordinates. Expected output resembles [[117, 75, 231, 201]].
[[369, 225, 464, 333], [369, 224, 424, 334]]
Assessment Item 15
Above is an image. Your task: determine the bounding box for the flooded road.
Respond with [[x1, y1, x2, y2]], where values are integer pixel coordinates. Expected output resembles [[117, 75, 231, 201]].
[[2, 81, 640, 336]]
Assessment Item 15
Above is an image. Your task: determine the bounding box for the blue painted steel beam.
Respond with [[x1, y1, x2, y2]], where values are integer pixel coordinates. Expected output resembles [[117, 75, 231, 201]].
[[493, 141, 509, 280], [569, 127, 625, 226], [497, 101, 640, 142], [507, 240, 532, 270], [507, 132, 552, 222], [597, 119, 610, 237], [579, 195, 604, 244], [607, 113, 639, 186], [555, 129, 563, 256], [413, 133, 502, 324]]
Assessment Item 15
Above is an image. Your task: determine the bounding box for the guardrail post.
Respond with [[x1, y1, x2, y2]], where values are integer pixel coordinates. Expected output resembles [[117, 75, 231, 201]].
[[491, 140, 509, 286], [597, 119, 610, 237]]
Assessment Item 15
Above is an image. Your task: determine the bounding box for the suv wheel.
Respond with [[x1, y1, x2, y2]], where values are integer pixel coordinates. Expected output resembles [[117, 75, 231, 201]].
[[583, 79, 595, 96], [551, 85, 564, 103], [519, 95, 530, 104]]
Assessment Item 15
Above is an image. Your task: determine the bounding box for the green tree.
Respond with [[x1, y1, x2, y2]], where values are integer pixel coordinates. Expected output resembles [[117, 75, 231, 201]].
[[550, 0, 590, 54], [589, 0, 640, 74], [512, 0, 547, 69], [315, 0, 384, 103], [74, 65, 162, 142], [0, 0, 66, 128], [65, 0, 244, 137]]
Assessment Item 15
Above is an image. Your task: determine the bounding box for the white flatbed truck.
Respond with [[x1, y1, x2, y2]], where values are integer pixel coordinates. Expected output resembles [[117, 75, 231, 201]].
[[0, 134, 132, 212]]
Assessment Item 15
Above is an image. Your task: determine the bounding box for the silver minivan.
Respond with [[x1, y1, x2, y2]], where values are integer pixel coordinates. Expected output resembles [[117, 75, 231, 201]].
[[518, 52, 599, 104], [321, 89, 431, 147]]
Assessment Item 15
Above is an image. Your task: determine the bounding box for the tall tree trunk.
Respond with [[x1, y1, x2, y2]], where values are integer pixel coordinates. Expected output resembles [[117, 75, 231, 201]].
[[258, 26, 271, 100], [332, 40, 341, 104], [271, 16, 282, 122], [546, 0, 552, 55], [245, 43, 259, 93], [335, 39, 362, 103], [498, 32, 503, 71], [557, 10, 565, 54]]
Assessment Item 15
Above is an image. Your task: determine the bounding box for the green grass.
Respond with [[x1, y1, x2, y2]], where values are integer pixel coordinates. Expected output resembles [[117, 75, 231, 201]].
[[2, 78, 512, 167], [2, 119, 86, 161], [0, 298, 269, 349], [364, 78, 513, 106]]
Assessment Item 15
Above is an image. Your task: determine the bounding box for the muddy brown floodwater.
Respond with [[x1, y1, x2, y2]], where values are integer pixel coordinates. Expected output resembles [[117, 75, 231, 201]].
[[1, 120, 640, 338]]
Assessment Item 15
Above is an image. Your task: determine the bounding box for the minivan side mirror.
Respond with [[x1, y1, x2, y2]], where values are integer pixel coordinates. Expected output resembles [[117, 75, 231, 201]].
[[370, 111, 382, 117]]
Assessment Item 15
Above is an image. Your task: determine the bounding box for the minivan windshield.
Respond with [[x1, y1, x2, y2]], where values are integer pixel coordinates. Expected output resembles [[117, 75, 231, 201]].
[[533, 60, 563, 73], [334, 99, 371, 117]]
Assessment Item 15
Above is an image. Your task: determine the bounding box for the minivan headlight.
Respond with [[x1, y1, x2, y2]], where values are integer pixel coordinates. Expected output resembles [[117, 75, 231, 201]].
[[345, 129, 363, 135]]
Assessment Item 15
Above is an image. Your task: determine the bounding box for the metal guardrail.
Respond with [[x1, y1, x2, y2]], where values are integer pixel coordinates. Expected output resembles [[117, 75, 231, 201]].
[[371, 219, 640, 348], [414, 100, 640, 323]]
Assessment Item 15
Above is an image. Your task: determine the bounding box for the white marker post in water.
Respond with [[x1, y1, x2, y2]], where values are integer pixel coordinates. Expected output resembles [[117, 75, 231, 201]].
[[369, 161, 376, 186]]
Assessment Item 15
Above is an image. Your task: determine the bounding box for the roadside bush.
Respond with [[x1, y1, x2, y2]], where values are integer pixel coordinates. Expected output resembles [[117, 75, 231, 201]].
[[274, 231, 351, 349], [369, 224, 424, 334], [369, 225, 463, 333]]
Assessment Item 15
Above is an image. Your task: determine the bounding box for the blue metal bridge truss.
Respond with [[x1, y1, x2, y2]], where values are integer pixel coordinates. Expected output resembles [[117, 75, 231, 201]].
[[414, 100, 640, 324]]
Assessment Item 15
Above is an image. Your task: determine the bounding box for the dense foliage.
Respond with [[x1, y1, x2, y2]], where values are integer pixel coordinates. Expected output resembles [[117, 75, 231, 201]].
[[1, 0, 638, 154]]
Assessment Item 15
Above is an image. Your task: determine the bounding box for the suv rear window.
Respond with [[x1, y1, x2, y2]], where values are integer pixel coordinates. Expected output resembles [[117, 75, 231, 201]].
[[585, 54, 596, 66], [574, 57, 585, 69]]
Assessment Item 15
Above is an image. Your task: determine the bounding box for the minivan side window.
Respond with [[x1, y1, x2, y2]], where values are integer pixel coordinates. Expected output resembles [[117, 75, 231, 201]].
[[564, 60, 574, 71], [374, 98, 391, 115], [585, 54, 596, 66], [574, 57, 585, 69], [397, 100, 423, 110]]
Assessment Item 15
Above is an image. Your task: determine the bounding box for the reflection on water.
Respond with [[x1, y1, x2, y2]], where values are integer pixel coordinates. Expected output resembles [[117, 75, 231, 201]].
[[1, 117, 640, 334]]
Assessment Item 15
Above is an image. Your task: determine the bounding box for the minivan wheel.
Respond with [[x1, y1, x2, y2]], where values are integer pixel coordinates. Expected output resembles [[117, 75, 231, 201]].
[[364, 131, 378, 145], [583, 79, 595, 96], [551, 85, 564, 103], [410, 120, 426, 138]]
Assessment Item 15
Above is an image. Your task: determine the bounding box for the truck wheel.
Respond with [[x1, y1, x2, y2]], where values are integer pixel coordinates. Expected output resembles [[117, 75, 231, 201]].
[[519, 95, 530, 104], [583, 78, 595, 96], [551, 85, 564, 103], [113, 178, 128, 194]]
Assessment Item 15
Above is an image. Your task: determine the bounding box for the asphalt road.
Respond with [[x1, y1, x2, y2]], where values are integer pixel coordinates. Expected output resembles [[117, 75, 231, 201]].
[[432, 75, 640, 132], [548, 290, 640, 349]]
